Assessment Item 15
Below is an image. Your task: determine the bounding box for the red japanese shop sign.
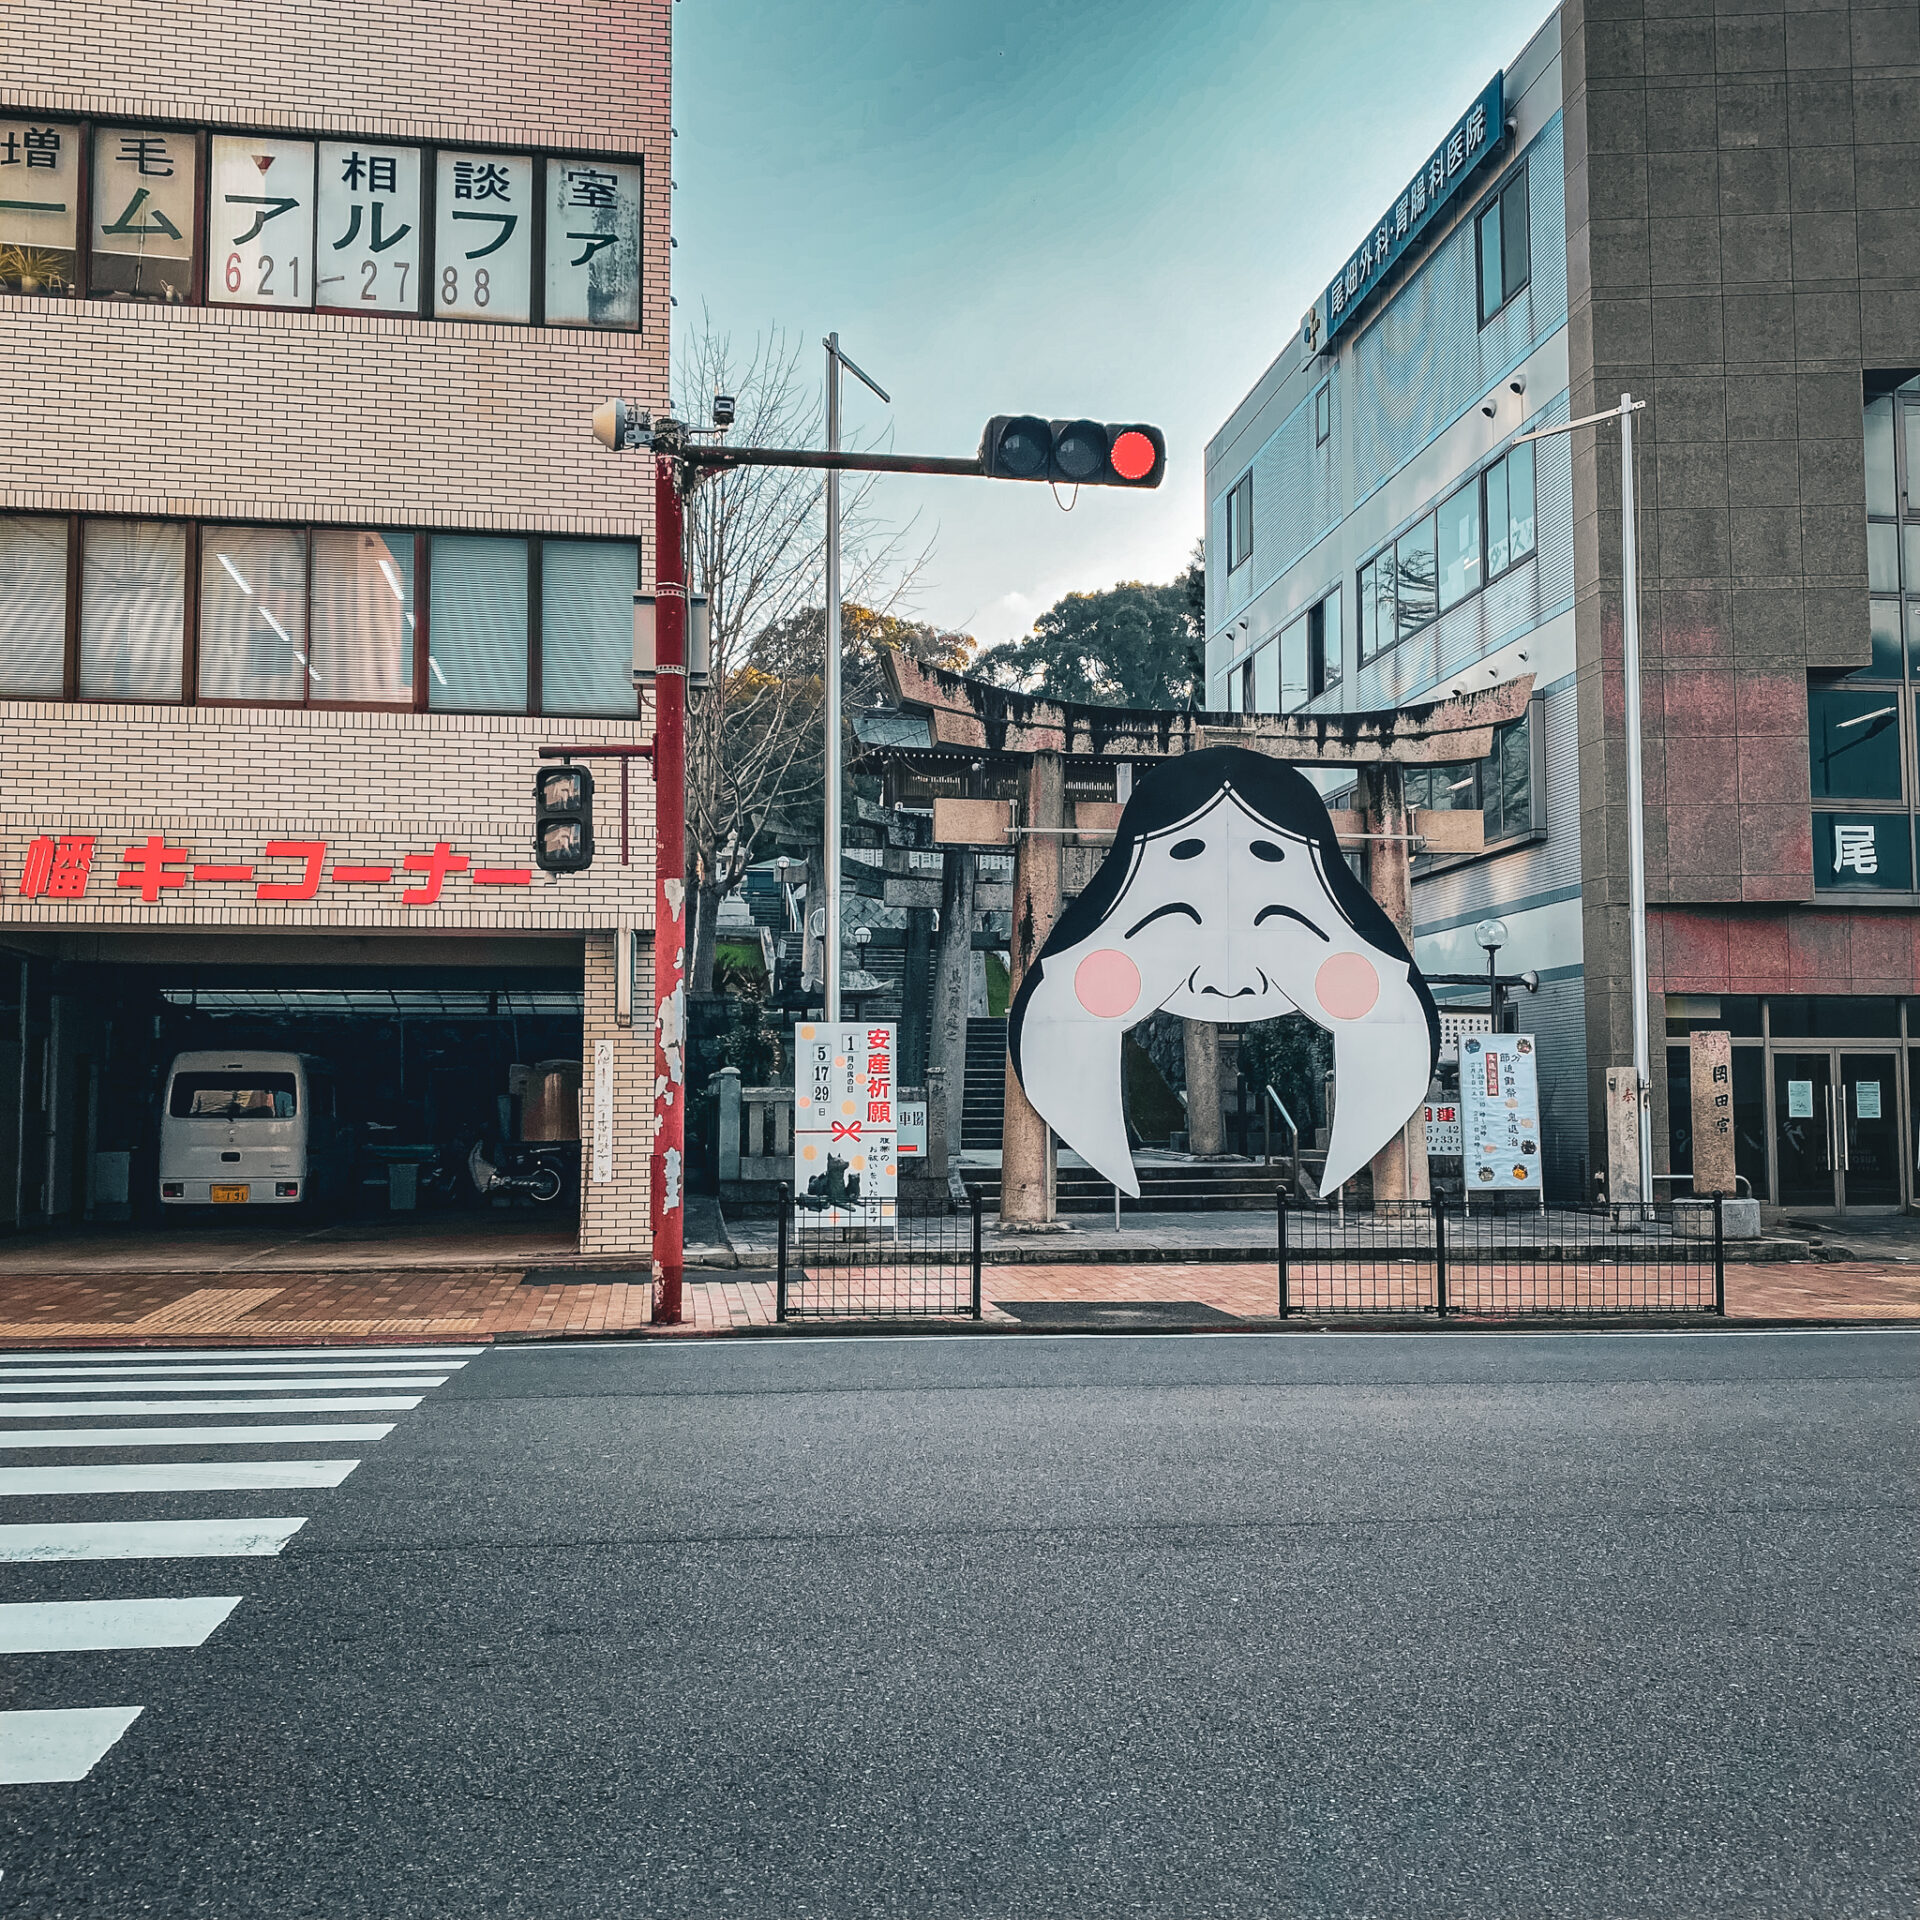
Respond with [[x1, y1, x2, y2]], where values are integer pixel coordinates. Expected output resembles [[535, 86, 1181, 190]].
[[14, 835, 533, 906]]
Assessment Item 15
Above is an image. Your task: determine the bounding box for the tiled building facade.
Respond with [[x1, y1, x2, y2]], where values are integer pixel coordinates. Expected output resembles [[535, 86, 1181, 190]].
[[1209, 2, 1920, 1212], [0, 2, 670, 1256]]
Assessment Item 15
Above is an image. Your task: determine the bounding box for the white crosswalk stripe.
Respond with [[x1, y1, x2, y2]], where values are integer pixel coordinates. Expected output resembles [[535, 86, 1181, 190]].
[[0, 1376, 449, 1395], [0, 1342, 476, 1783], [0, 1423, 395, 1449], [0, 1707, 145, 1783], [0, 1396, 425, 1417], [3, 1360, 469, 1378], [0, 1347, 481, 1366], [0, 1461, 359, 1496], [0, 1598, 241, 1653]]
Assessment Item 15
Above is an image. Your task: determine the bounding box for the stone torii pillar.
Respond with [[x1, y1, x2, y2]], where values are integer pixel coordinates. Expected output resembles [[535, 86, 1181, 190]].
[[1000, 750, 1064, 1225]]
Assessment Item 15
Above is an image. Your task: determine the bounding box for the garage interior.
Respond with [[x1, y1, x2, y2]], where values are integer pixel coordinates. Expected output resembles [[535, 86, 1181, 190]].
[[0, 933, 588, 1250]]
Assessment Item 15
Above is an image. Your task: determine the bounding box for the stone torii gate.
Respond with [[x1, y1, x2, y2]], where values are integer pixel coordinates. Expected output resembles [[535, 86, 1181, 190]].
[[877, 655, 1536, 1223]]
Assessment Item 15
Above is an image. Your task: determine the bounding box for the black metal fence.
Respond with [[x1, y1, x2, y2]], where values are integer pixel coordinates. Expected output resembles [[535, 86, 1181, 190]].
[[1276, 1193, 1725, 1318], [776, 1183, 984, 1321]]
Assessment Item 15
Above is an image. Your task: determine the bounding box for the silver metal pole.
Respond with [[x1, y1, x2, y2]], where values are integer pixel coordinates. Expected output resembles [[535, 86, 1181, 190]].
[[824, 334, 843, 1023], [1618, 391, 1654, 1206]]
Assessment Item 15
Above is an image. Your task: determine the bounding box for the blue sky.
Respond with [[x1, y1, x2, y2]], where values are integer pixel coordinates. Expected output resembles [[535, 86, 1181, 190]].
[[673, 0, 1553, 647]]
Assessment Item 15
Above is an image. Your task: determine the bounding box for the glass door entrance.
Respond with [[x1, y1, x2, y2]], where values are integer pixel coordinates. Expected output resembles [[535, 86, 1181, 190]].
[[1771, 1051, 1903, 1210]]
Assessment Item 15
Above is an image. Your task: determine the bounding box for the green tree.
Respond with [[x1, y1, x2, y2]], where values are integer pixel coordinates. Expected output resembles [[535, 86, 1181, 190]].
[[979, 551, 1202, 709]]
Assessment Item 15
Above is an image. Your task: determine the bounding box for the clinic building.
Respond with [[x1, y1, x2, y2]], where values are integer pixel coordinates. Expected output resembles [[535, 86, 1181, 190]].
[[1206, 2, 1920, 1215], [0, 2, 671, 1250]]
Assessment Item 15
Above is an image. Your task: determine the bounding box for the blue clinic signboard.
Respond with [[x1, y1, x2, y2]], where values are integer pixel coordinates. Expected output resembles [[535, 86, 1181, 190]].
[[1308, 73, 1505, 351]]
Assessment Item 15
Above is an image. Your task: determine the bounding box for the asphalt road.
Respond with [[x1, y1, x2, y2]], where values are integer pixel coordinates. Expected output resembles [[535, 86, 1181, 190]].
[[4, 1330, 1917, 1918]]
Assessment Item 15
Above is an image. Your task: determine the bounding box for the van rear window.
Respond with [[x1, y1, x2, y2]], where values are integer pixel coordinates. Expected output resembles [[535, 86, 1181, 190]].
[[169, 1073, 298, 1119]]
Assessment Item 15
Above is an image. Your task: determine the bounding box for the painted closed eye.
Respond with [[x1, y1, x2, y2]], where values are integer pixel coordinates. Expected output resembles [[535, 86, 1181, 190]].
[[1125, 902, 1202, 938], [1169, 839, 1206, 860], [1254, 903, 1329, 942], [1250, 840, 1285, 862]]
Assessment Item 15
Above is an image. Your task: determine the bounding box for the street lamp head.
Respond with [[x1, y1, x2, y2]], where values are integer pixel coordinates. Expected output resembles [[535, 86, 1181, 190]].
[[1519, 969, 1540, 993], [854, 926, 871, 949], [711, 392, 736, 429], [1474, 916, 1509, 954], [591, 399, 653, 451]]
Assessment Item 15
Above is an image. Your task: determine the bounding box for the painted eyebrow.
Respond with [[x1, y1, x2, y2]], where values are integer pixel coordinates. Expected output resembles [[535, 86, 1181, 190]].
[[1254, 903, 1329, 942], [1125, 901, 1202, 938]]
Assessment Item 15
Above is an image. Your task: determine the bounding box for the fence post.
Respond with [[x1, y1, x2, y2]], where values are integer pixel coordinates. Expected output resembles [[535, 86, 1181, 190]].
[[1433, 1191, 1450, 1319], [968, 1184, 984, 1320], [776, 1181, 790, 1324], [1713, 1190, 1725, 1317], [1276, 1187, 1290, 1319]]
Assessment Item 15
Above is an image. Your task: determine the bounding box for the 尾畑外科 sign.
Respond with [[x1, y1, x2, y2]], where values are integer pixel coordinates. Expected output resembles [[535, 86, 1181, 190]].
[[1306, 73, 1505, 352]]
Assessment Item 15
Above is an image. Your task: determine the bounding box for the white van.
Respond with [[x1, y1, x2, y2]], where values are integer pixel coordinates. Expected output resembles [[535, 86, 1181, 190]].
[[158, 1051, 343, 1208]]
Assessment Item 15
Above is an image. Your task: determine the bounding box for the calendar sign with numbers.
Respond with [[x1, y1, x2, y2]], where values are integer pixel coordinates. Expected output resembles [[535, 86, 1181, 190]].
[[1459, 1033, 1542, 1189], [315, 141, 421, 314], [434, 150, 532, 321], [792, 1022, 897, 1223], [209, 136, 316, 309]]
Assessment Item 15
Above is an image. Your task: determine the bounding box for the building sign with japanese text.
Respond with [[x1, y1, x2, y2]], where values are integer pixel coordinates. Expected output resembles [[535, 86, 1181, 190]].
[[793, 1021, 897, 1223], [91, 125, 196, 302], [0, 118, 80, 295], [434, 150, 533, 321], [543, 157, 641, 330], [1459, 1031, 1541, 1189], [1305, 74, 1504, 351], [10, 832, 532, 907], [1424, 1101, 1462, 1157], [1814, 812, 1913, 892], [210, 135, 317, 310], [316, 141, 421, 314], [1687, 1030, 1736, 1195]]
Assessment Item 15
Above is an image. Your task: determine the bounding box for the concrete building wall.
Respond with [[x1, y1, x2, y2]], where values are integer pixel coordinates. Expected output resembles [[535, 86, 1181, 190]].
[[1559, 0, 1920, 1162]]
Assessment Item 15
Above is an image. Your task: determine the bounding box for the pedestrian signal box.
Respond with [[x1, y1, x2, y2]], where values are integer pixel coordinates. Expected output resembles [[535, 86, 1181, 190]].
[[979, 417, 1165, 489], [533, 764, 594, 873]]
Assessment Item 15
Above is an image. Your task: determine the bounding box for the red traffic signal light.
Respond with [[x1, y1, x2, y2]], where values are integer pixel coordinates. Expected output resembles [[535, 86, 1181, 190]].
[[979, 417, 1165, 489]]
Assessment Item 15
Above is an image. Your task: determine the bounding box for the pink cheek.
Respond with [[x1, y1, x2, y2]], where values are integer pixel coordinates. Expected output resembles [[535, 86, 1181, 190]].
[[1074, 948, 1141, 1020], [1315, 951, 1380, 1021]]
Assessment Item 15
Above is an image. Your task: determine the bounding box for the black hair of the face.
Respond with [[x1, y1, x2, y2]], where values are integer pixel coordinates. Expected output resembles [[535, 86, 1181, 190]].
[[1009, 746, 1441, 1082]]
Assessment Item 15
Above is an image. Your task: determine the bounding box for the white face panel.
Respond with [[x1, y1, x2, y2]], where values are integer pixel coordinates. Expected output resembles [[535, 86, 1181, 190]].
[[1012, 786, 1434, 1197]]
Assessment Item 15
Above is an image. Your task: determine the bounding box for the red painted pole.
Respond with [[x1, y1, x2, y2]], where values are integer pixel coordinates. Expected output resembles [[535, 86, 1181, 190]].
[[650, 452, 687, 1323]]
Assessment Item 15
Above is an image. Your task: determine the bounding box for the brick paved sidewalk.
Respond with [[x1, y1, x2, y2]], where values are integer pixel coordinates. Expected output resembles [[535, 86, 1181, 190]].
[[0, 1255, 1915, 1346]]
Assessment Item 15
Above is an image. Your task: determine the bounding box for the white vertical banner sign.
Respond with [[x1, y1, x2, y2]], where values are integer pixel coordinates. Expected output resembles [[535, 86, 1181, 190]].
[[315, 140, 421, 313], [792, 1022, 897, 1223], [591, 1038, 613, 1185], [1459, 1033, 1542, 1190], [208, 135, 316, 309], [433, 151, 533, 321]]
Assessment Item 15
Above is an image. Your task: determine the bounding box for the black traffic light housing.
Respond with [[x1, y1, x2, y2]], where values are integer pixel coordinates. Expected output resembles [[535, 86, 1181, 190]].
[[979, 417, 1165, 489], [533, 763, 595, 873]]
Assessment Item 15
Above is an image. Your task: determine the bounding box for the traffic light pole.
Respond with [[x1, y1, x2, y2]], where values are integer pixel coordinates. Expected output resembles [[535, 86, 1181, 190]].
[[650, 451, 689, 1324]]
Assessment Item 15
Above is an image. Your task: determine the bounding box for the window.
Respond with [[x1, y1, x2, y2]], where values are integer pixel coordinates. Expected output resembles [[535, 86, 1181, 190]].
[[1309, 590, 1339, 696], [0, 516, 69, 696], [1278, 618, 1307, 712], [1251, 637, 1280, 714], [1808, 685, 1902, 800], [1226, 472, 1253, 572], [3, 115, 640, 327], [1404, 705, 1540, 856], [0, 513, 642, 717], [1436, 479, 1481, 612], [1393, 515, 1436, 641], [79, 519, 185, 701], [1476, 163, 1530, 325], [1359, 443, 1536, 661], [541, 539, 639, 715], [428, 536, 529, 712], [168, 1071, 297, 1119], [310, 530, 416, 704], [1314, 383, 1330, 447], [1223, 664, 1240, 713], [1358, 553, 1392, 662], [199, 527, 310, 702]]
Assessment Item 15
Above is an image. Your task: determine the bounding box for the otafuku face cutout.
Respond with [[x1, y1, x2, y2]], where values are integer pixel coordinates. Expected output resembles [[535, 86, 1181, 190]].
[[1008, 748, 1439, 1196]]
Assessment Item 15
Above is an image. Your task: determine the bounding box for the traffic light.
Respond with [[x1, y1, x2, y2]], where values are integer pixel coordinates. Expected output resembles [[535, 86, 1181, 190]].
[[533, 764, 594, 873], [978, 417, 1165, 489]]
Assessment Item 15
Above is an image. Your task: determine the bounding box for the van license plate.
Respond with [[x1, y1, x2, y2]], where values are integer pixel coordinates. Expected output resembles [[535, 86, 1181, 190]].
[[210, 1184, 250, 1204]]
